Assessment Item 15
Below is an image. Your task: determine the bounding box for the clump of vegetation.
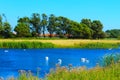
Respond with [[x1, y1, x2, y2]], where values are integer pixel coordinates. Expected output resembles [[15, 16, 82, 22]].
[[100, 53, 120, 67], [76, 42, 120, 48], [0, 13, 106, 39], [0, 42, 55, 48], [46, 54, 120, 80]]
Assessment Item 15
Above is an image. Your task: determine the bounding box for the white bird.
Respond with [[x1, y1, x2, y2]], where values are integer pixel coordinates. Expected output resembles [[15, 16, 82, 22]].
[[109, 48, 112, 50], [81, 58, 86, 63], [4, 50, 8, 53], [45, 56, 49, 61], [86, 59, 89, 63], [58, 59, 62, 65], [81, 58, 89, 63], [23, 49, 26, 51]]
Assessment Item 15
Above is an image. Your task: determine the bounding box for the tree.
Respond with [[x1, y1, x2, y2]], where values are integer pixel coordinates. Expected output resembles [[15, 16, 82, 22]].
[[14, 23, 31, 37], [55, 16, 70, 38], [3, 22, 12, 38], [41, 13, 48, 37], [30, 13, 41, 36], [81, 19, 92, 28], [47, 14, 57, 38], [18, 17, 30, 24], [81, 19, 93, 38], [81, 24, 92, 39], [106, 29, 120, 38], [0, 14, 12, 38], [0, 15, 3, 37], [69, 21, 83, 38]]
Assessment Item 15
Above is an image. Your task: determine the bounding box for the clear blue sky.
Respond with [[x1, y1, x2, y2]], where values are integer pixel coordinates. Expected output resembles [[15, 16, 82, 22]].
[[0, 0, 120, 31]]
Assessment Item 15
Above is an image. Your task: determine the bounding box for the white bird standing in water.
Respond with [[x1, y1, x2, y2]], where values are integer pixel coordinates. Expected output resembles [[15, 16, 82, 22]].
[[58, 59, 62, 65], [86, 59, 89, 63], [45, 56, 49, 61], [81, 58, 86, 63], [81, 58, 89, 63], [4, 50, 8, 53], [45, 56, 49, 66]]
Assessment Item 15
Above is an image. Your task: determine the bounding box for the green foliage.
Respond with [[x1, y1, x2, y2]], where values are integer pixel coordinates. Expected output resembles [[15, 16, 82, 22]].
[[41, 13, 48, 37], [0, 14, 12, 38], [47, 14, 57, 38], [0, 13, 113, 39], [100, 54, 120, 67], [106, 29, 120, 38], [30, 13, 41, 36], [61, 42, 120, 49], [46, 62, 120, 80], [14, 23, 31, 37], [117, 36, 120, 40], [0, 42, 54, 48]]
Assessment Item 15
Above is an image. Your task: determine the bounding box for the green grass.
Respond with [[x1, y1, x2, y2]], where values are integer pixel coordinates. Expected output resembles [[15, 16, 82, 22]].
[[0, 39, 120, 48], [75, 42, 120, 48], [0, 42, 55, 48]]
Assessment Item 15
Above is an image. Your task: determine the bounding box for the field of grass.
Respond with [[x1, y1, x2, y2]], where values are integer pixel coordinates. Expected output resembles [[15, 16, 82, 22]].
[[0, 39, 120, 48]]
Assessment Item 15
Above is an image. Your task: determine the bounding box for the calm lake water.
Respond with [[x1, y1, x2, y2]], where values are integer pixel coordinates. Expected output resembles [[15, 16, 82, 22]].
[[0, 48, 120, 78]]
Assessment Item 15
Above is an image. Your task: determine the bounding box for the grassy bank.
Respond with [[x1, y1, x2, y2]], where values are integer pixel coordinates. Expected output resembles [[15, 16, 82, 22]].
[[0, 39, 120, 48]]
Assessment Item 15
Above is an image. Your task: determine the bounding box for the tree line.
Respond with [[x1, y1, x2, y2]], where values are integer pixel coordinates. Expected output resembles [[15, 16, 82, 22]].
[[0, 13, 119, 39]]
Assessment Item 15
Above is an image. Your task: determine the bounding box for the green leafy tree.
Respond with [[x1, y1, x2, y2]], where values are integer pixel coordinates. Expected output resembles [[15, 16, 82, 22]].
[[41, 13, 48, 37], [3, 22, 12, 38], [70, 21, 83, 38], [55, 16, 70, 38], [0, 14, 12, 38], [91, 20, 105, 39], [106, 29, 120, 38], [18, 17, 30, 24], [14, 23, 31, 37], [81, 24, 92, 39], [47, 14, 57, 38], [30, 13, 41, 36], [0, 15, 3, 37], [81, 19, 92, 28]]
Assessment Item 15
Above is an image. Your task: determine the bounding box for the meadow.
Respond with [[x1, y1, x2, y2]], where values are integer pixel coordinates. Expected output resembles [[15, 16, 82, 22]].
[[0, 39, 120, 48]]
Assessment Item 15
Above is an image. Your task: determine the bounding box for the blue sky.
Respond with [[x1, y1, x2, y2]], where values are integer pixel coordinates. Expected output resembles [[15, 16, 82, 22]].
[[0, 0, 120, 31]]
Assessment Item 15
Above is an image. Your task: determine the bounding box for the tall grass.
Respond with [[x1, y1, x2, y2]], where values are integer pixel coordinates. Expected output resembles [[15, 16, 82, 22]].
[[46, 54, 120, 80], [46, 62, 120, 80], [100, 53, 120, 67], [0, 39, 120, 48], [75, 42, 120, 48], [0, 42, 55, 48]]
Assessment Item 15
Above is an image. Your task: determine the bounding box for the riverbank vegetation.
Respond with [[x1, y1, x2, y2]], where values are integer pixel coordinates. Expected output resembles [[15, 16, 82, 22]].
[[0, 13, 120, 39], [7, 54, 120, 80], [0, 39, 120, 48]]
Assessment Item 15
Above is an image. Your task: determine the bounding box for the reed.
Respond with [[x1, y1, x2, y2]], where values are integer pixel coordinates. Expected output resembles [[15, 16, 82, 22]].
[[0, 39, 120, 48], [46, 56, 120, 80], [0, 42, 55, 48]]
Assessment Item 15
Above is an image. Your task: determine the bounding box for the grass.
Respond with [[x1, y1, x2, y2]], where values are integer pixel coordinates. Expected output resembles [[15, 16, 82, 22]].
[[46, 54, 120, 80], [0, 41, 55, 48], [7, 54, 120, 80], [0, 39, 120, 48], [46, 63, 120, 80]]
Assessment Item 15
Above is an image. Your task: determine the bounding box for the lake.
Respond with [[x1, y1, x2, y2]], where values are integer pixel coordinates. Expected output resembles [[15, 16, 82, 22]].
[[0, 48, 120, 78]]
